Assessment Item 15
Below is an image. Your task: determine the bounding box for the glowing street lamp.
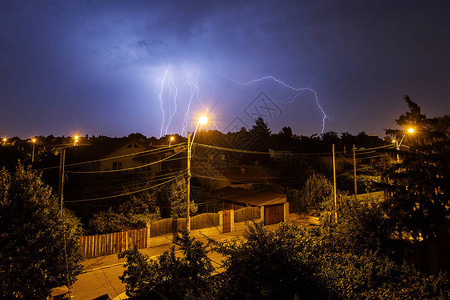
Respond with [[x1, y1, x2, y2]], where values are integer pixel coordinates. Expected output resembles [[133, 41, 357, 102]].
[[2, 138, 6, 147], [74, 135, 79, 146], [395, 127, 415, 163], [186, 115, 208, 232], [169, 136, 175, 147], [199, 115, 208, 125]]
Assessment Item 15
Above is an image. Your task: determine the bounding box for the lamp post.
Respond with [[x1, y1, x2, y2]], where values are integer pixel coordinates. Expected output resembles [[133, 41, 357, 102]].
[[186, 115, 207, 232], [59, 135, 80, 213], [395, 127, 415, 163], [169, 136, 175, 147], [31, 138, 36, 164], [2, 138, 6, 147]]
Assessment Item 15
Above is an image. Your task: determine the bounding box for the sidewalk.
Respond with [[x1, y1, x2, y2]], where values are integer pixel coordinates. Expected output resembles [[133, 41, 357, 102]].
[[70, 216, 309, 299], [81, 226, 246, 272]]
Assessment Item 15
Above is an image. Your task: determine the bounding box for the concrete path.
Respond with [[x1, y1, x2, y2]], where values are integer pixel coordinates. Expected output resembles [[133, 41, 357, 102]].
[[69, 217, 310, 299]]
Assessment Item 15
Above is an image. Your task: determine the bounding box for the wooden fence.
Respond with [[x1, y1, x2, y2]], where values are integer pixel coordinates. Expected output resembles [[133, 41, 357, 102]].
[[235, 207, 261, 223], [79, 210, 265, 259], [150, 218, 187, 237], [80, 227, 148, 259], [191, 213, 220, 230]]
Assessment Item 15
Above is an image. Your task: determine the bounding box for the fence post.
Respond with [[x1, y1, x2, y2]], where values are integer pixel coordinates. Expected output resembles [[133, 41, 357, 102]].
[[260, 207, 265, 225], [284, 202, 289, 222], [230, 209, 235, 232], [146, 224, 151, 248], [218, 211, 223, 233]]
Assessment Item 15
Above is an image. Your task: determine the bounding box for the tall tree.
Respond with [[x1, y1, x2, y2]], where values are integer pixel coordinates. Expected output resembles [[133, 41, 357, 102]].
[[0, 164, 83, 298], [250, 117, 272, 151], [382, 96, 449, 241]]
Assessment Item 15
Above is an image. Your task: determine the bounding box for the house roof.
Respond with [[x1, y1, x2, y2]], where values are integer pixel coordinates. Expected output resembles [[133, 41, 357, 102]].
[[65, 137, 160, 163], [217, 187, 286, 207], [221, 164, 276, 183]]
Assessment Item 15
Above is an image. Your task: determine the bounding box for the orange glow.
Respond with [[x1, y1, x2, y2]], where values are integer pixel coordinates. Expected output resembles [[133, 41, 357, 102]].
[[199, 115, 208, 125]]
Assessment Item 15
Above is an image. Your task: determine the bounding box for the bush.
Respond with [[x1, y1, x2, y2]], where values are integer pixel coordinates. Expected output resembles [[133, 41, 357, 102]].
[[89, 192, 160, 234], [119, 231, 214, 299], [297, 172, 333, 212]]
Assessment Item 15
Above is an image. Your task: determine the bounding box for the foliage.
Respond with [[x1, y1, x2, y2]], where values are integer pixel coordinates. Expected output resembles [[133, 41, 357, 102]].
[[0, 164, 83, 299], [119, 231, 214, 299], [119, 220, 448, 299], [298, 172, 333, 212], [209, 222, 328, 299], [316, 249, 448, 299], [89, 191, 160, 234], [337, 173, 381, 194], [249, 117, 272, 151], [382, 96, 449, 241], [326, 197, 399, 259], [167, 176, 198, 218]]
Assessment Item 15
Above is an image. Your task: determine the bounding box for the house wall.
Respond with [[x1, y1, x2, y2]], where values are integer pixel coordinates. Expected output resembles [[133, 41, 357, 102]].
[[100, 142, 161, 176]]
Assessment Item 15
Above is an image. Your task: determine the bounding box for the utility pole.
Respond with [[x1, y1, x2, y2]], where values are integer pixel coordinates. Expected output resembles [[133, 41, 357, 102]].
[[332, 144, 338, 223], [353, 144, 357, 197], [31, 142, 36, 164], [186, 132, 191, 232], [58, 148, 66, 215]]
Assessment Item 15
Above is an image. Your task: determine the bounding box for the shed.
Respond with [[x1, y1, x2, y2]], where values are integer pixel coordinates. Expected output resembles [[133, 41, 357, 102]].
[[217, 187, 289, 226]]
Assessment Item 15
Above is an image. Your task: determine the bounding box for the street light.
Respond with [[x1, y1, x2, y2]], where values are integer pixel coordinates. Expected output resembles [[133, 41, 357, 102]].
[[395, 127, 415, 163], [74, 135, 79, 146], [186, 115, 208, 232], [169, 136, 175, 147], [2, 138, 6, 147], [31, 138, 36, 164]]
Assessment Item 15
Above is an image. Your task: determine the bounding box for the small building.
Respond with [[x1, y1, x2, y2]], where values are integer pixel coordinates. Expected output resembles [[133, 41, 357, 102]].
[[99, 140, 162, 177], [217, 187, 289, 226]]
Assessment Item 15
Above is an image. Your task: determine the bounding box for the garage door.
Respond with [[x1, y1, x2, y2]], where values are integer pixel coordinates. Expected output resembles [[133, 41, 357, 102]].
[[264, 204, 284, 225]]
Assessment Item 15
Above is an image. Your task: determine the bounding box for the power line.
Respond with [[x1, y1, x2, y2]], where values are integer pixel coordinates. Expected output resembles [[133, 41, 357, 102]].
[[29, 142, 187, 172], [64, 172, 186, 203], [66, 148, 186, 174]]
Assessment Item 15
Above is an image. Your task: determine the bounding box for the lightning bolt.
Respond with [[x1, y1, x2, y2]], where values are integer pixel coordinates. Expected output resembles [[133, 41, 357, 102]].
[[158, 69, 170, 137], [220, 74, 328, 134], [166, 74, 178, 135], [183, 69, 219, 134], [181, 70, 198, 136]]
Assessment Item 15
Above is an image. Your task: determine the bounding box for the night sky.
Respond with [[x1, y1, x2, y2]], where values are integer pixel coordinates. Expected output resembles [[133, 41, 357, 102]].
[[1, 0, 449, 139]]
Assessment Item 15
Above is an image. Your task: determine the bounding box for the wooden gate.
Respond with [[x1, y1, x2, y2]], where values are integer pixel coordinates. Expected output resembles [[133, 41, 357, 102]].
[[223, 210, 231, 233], [264, 204, 284, 225]]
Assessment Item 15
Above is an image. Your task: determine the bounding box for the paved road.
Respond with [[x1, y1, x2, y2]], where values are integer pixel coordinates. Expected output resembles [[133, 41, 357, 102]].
[[69, 218, 310, 299]]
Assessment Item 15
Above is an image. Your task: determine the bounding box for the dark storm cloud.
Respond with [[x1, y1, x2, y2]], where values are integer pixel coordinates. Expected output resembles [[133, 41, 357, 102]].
[[0, 0, 449, 137]]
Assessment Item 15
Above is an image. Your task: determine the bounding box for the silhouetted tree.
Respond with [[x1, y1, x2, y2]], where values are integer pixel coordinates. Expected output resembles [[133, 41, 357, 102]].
[[382, 96, 449, 241], [0, 164, 82, 298], [119, 231, 214, 299]]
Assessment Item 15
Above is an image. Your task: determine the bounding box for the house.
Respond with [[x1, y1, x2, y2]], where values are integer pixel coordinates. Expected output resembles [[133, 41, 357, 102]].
[[99, 140, 162, 178], [268, 148, 292, 163]]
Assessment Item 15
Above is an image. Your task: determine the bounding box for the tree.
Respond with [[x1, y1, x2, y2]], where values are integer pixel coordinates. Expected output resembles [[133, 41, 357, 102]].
[[299, 172, 333, 212], [0, 164, 82, 299], [89, 191, 161, 234], [210, 223, 327, 299], [250, 117, 272, 151], [383, 96, 449, 241], [119, 231, 214, 299], [166, 176, 198, 218], [250, 117, 271, 138]]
